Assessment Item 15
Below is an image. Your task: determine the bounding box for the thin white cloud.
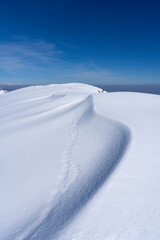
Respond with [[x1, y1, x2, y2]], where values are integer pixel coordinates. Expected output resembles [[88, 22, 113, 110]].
[[0, 38, 112, 84], [0, 39, 62, 70]]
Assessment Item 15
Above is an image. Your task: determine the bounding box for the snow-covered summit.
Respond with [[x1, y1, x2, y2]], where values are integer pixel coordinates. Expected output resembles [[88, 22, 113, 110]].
[[0, 83, 160, 240]]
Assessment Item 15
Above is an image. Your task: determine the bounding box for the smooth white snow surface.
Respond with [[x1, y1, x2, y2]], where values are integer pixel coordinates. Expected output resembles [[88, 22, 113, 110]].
[[0, 83, 160, 240]]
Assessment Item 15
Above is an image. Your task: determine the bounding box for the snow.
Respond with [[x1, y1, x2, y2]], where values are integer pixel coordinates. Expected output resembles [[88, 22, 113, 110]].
[[0, 89, 7, 94], [0, 83, 160, 239]]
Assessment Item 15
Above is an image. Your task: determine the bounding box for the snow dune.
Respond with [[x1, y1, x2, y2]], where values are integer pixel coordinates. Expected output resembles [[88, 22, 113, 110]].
[[0, 83, 160, 239]]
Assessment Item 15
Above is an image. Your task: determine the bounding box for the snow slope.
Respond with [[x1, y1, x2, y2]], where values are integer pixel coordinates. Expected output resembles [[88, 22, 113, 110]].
[[0, 83, 160, 240]]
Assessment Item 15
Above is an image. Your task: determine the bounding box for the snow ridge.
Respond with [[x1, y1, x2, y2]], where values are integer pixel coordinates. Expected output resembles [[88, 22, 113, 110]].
[[1, 83, 160, 240], [19, 95, 130, 240]]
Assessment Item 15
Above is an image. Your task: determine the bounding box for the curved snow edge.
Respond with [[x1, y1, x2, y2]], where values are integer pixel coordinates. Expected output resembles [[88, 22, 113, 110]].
[[21, 96, 131, 240]]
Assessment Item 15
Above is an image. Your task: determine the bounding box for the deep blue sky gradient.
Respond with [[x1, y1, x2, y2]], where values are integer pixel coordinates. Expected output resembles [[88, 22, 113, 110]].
[[0, 0, 160, 84]]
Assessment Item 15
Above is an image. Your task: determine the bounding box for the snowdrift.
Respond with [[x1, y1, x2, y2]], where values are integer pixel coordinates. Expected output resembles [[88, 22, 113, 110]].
[[0, 89, 7, 94], [0, 83, 160, 240]]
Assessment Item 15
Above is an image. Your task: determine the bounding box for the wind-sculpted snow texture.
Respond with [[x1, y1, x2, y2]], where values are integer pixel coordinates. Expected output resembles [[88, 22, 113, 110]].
[[0, 83, 160, 240]]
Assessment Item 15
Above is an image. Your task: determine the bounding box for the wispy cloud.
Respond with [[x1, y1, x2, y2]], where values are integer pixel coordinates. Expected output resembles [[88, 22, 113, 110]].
[[0, 37, 112, 84], [0, 38, 62, 69]]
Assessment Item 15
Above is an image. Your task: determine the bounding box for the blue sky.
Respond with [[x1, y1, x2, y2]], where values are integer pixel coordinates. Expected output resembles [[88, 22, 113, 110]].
[[0, 0, 160, 85]]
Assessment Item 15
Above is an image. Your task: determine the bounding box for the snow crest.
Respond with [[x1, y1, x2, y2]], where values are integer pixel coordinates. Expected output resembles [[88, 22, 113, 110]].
[[0, 84, 132, 239]]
